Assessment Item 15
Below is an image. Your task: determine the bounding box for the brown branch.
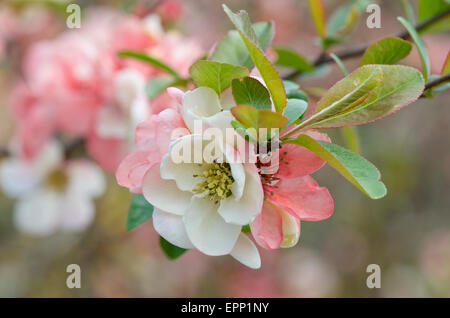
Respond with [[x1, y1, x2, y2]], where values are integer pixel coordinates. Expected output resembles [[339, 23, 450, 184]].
[[284, 8, 450, 80], [420, 72, 450, 97], [0, 138, 84, 160], [424, 73, 450, 91]]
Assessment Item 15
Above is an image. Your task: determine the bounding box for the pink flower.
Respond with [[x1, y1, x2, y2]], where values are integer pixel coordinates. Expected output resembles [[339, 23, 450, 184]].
[[250, 130, 334, 250], [116, 106, 189, 193]]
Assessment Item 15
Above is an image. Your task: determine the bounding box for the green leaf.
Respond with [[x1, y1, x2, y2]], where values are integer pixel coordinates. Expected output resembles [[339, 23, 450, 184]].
[[296, 65, 424, 130], [146, 77, 189, 99], [273, 47, 314, 73], [320, 36, 346, 50], [223, 5, 287, 113], [287, 90, 309, 102], [442, 51, 450, 75], [159, 236, 187, 260], [327, 1, 365, 37], [340, 126, 360, 154], [231, 105, 288, 138], [285, 135, 386, 199], [330, 53, 349, 76], [399, 0, 416, 25], [232, 77, 271, 110], [210, 22, 274, 69], [418, 0, 450, 33], [231, 120, 258, 143], [284, 80, 308, 102], [118, 51, 180, 78], [308, 0, 326, 38], [298, 65, 383, 128], [146, 76, 174, 100], [282, 99, 308, 127], [283, 80, 299, 93], [360, 37, 412, 66], [189, 60, 249, 95], [126, 194, 154, 231], [397, 17, 430, 82]]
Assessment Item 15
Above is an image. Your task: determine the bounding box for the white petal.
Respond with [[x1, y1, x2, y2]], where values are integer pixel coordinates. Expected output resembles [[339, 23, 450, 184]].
[[13, 190, 61, 236], [0, 158, 41, 197], [182, 87, 221, 132], [95, 106, 128, 139], [33, 140, 64, 176], [66, 160, 106, 198], [203, 110, 233, 133], [184, 196, 241, 256], [143, 14, 164, 39], [162, 135, 209, 166], [218, 164, 263, 225], [130, 97, 150, 132], [161, 135, 216, 191], [60, 194, 95, 232], [230, 233, 261, 269], [153, 208, 194, 249], [142, 163, 192, 215], [220, 87, 235, 110], [160, 153, 208, 192], [183, 87, 222, 117], [115, 68, 146, 110]]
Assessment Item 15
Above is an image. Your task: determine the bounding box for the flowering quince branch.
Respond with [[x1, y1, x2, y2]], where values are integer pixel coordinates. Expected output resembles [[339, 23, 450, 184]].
[[112, 3, 450, 268], [283, 8, 450, 80], [3, 2, 446, 268]]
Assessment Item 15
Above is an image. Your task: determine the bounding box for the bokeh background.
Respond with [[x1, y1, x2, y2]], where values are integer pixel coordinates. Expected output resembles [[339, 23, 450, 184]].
[[0, 0, 449, 297]]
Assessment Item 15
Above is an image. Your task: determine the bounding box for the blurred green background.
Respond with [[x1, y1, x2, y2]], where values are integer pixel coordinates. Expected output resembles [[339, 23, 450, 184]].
[[0, 0, 449, 297]]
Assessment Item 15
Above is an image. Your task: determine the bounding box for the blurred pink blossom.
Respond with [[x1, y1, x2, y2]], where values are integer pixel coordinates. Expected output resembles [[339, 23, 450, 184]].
[[9, 9, 202, 172]]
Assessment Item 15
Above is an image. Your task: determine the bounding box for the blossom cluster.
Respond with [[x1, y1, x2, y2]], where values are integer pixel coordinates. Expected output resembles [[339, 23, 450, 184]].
[[1, 5, 202, 236], [116, 85, 334, 268]]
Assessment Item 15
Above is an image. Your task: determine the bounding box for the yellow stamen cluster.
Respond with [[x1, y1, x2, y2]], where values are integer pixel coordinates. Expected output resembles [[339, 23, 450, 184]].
[[192, 163, 234, 203], [46, 169, 69, 191]]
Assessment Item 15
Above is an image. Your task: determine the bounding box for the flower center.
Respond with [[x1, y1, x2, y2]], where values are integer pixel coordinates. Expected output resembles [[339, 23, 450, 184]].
[[192, 162, 234, 203], [46, 169, 69, 191]]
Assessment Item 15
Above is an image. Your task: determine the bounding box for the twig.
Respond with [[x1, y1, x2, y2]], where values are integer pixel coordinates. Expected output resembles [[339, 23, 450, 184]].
[[284, 9, 450, 80], [0, 138, 84, 160], [420, 72, 450, 97], [63, 138, 85, 158], [424, 72, 450, 91], [0, 148, 9, 157]]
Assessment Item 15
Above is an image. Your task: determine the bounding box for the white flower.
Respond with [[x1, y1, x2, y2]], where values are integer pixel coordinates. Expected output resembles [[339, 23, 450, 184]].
[[181, 86, 235, 134], [0, 141, 105, 236], [142, 132, 263, 269]]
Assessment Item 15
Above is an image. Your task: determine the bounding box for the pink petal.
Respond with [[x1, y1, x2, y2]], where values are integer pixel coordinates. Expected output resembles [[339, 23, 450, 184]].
[[55, 92, 100, 136], [115, 149, 157, 193], [18, 106, 55, 160], [276, 130, 330, 178], [267, 175, 334, 221], [166, 87, 184, 111], [135, 108, 189, 153], [250, 201, 283, 250]]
